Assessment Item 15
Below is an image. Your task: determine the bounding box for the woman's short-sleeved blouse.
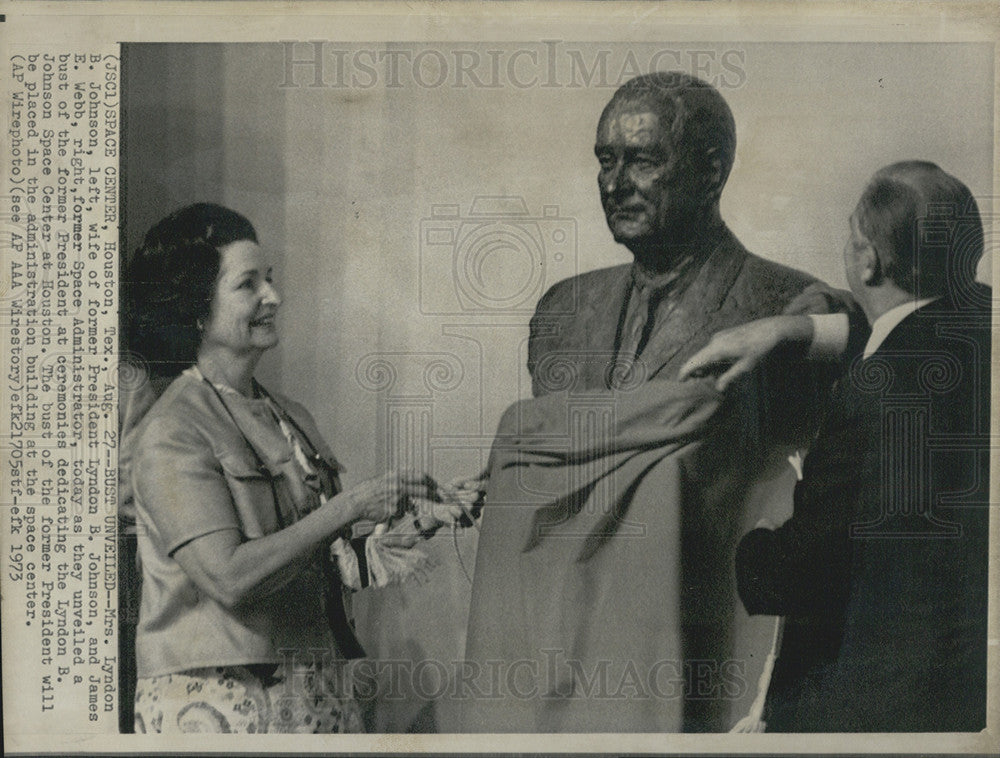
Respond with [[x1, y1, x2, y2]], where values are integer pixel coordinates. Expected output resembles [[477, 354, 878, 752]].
[[132, 370, 344, 677]]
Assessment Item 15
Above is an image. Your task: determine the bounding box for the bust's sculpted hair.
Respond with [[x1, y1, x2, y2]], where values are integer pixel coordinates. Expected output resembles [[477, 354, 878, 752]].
[[600, 71, 737, 199]]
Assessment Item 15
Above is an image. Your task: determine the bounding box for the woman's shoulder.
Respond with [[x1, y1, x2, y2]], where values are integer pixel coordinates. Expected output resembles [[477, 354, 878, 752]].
[[134, 371, 221, 450]]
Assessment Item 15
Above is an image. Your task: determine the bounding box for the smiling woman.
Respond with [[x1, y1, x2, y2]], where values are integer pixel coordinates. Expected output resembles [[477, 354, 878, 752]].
[[122, 204, 465, 734]]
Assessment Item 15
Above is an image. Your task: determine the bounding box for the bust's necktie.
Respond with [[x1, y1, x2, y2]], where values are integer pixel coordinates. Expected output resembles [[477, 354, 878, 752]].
[[617, 281, 660, 364]]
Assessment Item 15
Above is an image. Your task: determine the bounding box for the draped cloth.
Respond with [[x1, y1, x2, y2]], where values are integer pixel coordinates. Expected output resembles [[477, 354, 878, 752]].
[[462, 377, 796, 732], [460, 236, 835, 733]]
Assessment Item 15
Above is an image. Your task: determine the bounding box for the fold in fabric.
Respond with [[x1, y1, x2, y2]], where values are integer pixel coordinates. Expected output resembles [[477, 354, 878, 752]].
[[365, 524, 433, 587], [463, 378, 758, 733], [330, 524, 432, 590], [490, 379, 724, 559], [491, 378, 724, 462]]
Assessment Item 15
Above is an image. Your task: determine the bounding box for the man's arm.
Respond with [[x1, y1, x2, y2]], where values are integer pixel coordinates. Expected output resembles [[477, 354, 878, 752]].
[[679, 314, 816, 391], [678, 283, 867, 390]]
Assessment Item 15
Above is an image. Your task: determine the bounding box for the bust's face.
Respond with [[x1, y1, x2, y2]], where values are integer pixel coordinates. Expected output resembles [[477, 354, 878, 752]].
[[595, 103, 703, 252]]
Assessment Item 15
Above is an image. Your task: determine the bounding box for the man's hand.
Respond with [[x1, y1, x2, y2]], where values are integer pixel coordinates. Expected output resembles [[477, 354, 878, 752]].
[[678, 315, 814, 392]]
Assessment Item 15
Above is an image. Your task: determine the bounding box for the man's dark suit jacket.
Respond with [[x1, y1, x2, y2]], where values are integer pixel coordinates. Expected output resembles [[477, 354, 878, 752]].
[[737, 285, 991, 732]]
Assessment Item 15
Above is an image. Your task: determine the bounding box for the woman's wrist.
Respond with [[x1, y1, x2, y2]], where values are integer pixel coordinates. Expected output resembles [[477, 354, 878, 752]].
[[322, 489, 362, 530]]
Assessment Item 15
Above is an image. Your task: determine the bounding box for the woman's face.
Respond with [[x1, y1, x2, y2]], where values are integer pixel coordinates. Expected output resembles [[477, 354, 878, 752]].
[[200, 240, 281, 357]]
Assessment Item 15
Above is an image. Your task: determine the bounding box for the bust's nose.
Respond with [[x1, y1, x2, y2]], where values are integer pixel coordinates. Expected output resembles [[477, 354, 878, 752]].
[[602, 158, 632, 198]]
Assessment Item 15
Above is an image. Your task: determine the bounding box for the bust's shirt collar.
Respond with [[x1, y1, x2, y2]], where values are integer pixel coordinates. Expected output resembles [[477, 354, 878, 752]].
[[629, 225, 729, 298]]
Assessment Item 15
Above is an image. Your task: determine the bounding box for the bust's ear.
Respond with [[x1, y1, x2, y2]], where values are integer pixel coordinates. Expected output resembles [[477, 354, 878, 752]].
[[702, 147, 725, 199]]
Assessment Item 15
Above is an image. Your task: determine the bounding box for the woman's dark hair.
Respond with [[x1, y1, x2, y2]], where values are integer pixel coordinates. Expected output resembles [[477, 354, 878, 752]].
[[124, 203, 257, 378]]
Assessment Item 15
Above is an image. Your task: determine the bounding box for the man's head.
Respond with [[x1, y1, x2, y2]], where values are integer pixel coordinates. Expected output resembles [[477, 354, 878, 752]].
[[595, 72, 736, 257], [844, 161, 982, 313]]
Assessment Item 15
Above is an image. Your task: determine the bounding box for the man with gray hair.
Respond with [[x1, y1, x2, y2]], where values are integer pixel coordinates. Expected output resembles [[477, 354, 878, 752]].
[[683, 161, 990, 731]]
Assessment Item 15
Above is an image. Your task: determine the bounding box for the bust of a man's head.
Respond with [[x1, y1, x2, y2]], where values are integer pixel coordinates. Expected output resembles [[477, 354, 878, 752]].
[[595, 72, 736, 258]]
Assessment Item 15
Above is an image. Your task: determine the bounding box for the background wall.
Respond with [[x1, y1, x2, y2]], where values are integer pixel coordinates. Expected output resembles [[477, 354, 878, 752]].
[[122, 40, 994, 731]]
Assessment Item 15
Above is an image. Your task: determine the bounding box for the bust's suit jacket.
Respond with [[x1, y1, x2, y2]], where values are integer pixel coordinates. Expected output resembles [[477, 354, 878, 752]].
[[527, 225, 818, 396], [737, 286, 991, 731]]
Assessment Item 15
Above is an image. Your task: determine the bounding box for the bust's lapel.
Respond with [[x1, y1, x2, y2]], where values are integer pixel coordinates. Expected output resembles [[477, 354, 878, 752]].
[[537, 265, 631, 392], [641, 230, 747, 380], [586, 265, 632, 349], [581, 265, 632, 388]]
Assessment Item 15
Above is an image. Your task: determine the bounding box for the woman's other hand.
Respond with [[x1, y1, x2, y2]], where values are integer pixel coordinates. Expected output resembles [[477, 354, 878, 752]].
[[339, 470, 437, 524], [380, 472, 488, 543], [411, 495, 466, 530], [389, 470, 491, 542], [442, 471, 488, 523]]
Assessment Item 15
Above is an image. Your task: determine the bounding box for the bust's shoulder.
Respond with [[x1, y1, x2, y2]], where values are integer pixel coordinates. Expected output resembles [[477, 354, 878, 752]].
[[534, 264, 631, 314], [729, 249, 819, 313], [739, 250, 818, 291]]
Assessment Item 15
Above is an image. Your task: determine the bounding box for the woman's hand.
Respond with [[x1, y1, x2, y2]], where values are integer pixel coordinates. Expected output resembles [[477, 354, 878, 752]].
[[443, 472, 488, 523], [339, 470, 438, 524], [446, 472, 489, 499], [381, 472, 488, 543]]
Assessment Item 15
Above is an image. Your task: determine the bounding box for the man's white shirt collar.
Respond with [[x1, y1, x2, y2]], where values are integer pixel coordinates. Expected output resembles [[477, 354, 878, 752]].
[[863, 297, 939, 359]]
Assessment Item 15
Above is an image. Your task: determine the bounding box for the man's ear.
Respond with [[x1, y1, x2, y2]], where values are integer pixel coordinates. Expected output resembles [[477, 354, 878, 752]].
[[860, 243, 884, 286]]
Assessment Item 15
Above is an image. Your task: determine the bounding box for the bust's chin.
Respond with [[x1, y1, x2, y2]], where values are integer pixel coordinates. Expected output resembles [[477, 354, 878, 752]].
[[611, 228, 663, 259], [608, 221, 653, 251]]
